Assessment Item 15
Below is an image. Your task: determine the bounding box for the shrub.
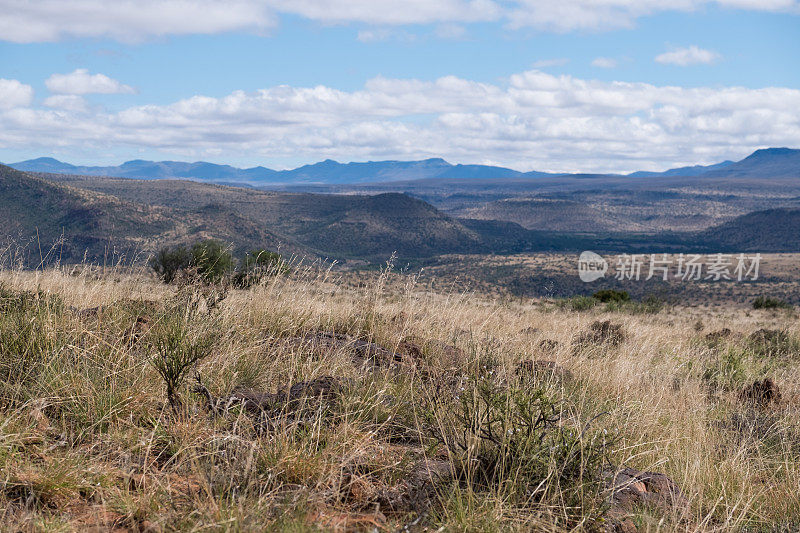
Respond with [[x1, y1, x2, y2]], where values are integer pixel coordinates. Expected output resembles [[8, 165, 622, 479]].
[[604, 294, 666, 314], [148, 308, 215, 411], [429, 378, 612, 525], [150, 240, 235, 284], [752, 296, 793, 310], [190, 240, 234, 284], [559, 295, 598, 312], [592, 289, 629, 303], [149, 246, 190, 283], [231, 249, 289, 289]]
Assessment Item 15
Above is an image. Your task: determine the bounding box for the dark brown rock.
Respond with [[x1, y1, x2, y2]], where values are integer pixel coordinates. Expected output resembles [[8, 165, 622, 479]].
[[739, 378, 782, 406], [575, 320, 626, 347], [705, 328, 732, 342]]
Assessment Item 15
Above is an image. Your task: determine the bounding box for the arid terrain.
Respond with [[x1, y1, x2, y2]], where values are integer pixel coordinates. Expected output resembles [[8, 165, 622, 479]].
[[413, 252, 800, 306], [1, 261, 798, 531]]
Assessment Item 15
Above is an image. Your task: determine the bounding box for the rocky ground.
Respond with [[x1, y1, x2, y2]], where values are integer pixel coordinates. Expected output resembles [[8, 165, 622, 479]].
[[0, 264, 798, 531]]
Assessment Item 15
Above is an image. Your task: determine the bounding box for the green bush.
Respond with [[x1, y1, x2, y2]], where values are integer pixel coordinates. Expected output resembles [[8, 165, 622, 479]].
[[559, 295, 598, 312], [190, 240, 234, 284], [752, 296, 793, 310], [592, 289, 629, 303], [150, 240, 234, 284], [231, 249, 289, 289], [149, 246, 190, 283], [604, 294, 666, 315]]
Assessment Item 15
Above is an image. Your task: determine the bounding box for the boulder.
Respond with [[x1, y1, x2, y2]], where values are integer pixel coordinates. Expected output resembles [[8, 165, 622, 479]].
[[603, 466, 689, 531], [281, 331, 408, 369], [739, 378, 781, 406], [195, 375, 343, 417], [575, 320, 626, 347]]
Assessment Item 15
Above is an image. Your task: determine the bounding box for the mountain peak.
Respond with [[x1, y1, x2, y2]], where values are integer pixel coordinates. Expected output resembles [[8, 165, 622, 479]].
[[745, 147, 797, 159]]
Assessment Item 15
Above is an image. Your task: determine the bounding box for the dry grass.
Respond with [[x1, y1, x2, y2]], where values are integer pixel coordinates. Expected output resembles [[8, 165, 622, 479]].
[[0, 262, 798, 532]]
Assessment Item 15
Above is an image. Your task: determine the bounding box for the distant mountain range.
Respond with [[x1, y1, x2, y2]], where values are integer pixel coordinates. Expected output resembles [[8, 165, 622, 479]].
[[6, 156, 536, 185], [7, 147, 798, 186], [5, 159, 800, 267]]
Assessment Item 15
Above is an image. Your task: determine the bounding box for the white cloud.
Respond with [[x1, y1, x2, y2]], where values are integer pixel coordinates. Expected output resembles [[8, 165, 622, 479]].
[[0, 0, 276, 43], [1, 70, 799, 173], [265, 0, 502, 25], [531, 58, 569, 68], [0, 0, 797, 41], [43, 95, 90, 112], [655, 45, 721, 66], [46, 69, 135, 95], [591, 57, 618, 68], [506, 0, 799, 31], [0, 79, 34, 109]]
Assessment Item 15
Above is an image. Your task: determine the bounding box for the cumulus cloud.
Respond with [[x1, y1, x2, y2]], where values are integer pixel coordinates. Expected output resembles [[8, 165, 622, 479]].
[[655, 45, 721, 66], [46, 69, 135, 95], [43, 95, 90, 112], [591, 57, 618, 68], [0, 79, 34, 109], [1, 70, 798, 173], [1, 0, 798, 41]]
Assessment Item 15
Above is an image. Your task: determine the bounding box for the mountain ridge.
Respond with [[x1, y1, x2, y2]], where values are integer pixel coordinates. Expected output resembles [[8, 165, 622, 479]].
[[9, 147, 798, 186]]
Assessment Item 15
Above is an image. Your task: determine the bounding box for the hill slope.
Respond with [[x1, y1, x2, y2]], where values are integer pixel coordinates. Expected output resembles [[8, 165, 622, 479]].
[[700, 207, 800, 251], [0, 164, 175, 263], [0, 165, 299, 263], [28, 175, 504, 259]]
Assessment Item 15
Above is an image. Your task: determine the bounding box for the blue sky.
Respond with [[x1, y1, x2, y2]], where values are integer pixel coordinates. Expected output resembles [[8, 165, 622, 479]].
[[1, 1, 799, 173]]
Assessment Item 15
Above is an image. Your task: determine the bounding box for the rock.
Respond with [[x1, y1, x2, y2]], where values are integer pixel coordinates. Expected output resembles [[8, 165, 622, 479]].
[[705, 328, 732, 342], [575, 320, 626, 347], [282, 331, 408, 369], [397, 336, 465, 363], [603, 466, 689, 524], [195, 375, 343, 417], [515, 360, 573, 382], [377, 458, 454, 515], [748, 328, 794, 354], [739, 378, 781, 406]]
